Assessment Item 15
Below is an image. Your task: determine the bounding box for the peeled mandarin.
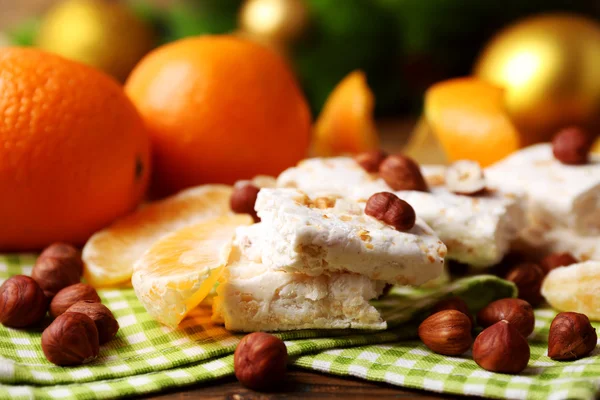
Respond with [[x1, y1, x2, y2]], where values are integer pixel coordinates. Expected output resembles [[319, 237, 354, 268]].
[[541, 261, 600, 320], [425, 77, 520, 167], [312, 70, 379, 156], [132, 214, 253, 327], [83, 185, 233, 288]]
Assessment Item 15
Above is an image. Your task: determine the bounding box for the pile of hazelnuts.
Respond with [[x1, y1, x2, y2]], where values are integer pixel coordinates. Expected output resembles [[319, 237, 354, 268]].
[[0, 243, 119, 366], [418, 287, 596, 374]]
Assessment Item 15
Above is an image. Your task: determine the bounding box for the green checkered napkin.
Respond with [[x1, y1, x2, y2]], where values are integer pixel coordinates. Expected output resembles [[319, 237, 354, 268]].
[[0, 254, 599, 400]]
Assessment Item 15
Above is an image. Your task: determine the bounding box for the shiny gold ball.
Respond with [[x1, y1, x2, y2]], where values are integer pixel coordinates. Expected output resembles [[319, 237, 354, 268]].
[[475, 14, 600, 145], [239, 0, 309, 46], [36, 0, 155, 82]]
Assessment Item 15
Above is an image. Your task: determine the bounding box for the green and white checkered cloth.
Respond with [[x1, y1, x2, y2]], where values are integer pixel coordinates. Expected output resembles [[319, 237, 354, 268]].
[[1, 254, 599, 400]]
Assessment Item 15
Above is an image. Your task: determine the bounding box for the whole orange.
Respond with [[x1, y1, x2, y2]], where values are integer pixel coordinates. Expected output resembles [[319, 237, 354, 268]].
[[125, 35, 311, 196], [0, 48, 151, 251]]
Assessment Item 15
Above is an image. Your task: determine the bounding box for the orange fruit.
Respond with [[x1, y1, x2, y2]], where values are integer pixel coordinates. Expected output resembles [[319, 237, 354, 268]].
[[424, 77, 520, 167], [312, 70, 379, 156], [132, 214, 253, 327], [0, 48, 150, 251], [83, 185, 234, 288], [125, 35, 311, 196]]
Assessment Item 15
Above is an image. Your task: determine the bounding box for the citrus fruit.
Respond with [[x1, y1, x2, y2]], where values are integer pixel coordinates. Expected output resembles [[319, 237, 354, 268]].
[[424, 77, 520, 167], [0, 48, 150, 251], [83, 185, 233, 288], [125, 35, 311, 196], [312, 70, 379, 156], [132, 214, 253, 327], [542, 261, 600, 320]]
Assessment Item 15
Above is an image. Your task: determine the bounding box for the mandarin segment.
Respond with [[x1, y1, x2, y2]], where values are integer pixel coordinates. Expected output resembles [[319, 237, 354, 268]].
[[83, 185, 233, 288], [425, 77, 520, 167], [312, 70, 379, 156], [132, 214, 253, 327], [541, 262, 600, 320]]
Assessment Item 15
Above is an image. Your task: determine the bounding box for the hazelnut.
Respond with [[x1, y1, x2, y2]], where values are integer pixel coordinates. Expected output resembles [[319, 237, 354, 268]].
[[548, 312, 597, 360], [430, 296, 474, 328], [505, 263, 544, 306], [0, 275, 48, 328], [42, 312, 99, 366], [473, 320, 530, 374], [445, 160, 487, 195], [418, 310, 472, 356], [365, 192, 416, 231], [49, 283, 101, 318], [66, 301, 119, 344], [230, 182, 260, 222], [354, 150, 388, 173], [379, 154, 428, 192], [552, 126, 593, 165], [539, 252, 578, 275], [234, 332, 288, 391], [477, 298, 535, 337], [32, 243, 83, 298]]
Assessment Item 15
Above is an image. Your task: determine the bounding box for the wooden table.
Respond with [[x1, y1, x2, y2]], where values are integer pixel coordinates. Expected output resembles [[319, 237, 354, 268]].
[[147, 371, 452, 399]]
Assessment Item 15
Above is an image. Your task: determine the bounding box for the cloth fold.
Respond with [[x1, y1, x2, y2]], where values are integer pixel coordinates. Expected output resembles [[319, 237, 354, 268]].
[[1, 254, 598, 400]]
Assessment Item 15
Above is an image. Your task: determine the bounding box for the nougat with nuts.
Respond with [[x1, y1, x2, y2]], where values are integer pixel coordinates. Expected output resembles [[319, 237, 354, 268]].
[[236, 188, 446, 286]]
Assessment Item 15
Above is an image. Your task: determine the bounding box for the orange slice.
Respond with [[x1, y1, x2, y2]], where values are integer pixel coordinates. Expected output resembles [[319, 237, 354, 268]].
[[541, 262, 600, 320], [82, 185, 233, 288], [132, 214, 253, 327], [593, 137, 600, 154], [312, 70, 379, 156], [425, 77, 520, 167]]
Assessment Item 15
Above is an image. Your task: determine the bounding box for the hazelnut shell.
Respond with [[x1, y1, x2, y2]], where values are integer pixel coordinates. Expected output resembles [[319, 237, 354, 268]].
[[548, 312, 597, 360], [539, 252, 578, 275], [505, 263, 544, 306], [379, 155, 428, 192], [473, 320, 530, 374], [230, 183, 260, 222], [0, 275, 48, 328], [32, 243, 83, 298], [42, 312, 99, 366], [477, 298, 535, 337], [50, 283, 101, 318], [234, 332, 288, 391], [365, 192, 416, 231], [430, 296, 474, 328], [552, 127, 592, 165], [354, 150, 388, 173], [66, 300, 119, 344], [418, 310, 472, 356]]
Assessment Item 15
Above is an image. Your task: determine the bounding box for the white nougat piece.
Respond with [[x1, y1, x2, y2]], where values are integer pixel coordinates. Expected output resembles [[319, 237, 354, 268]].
[[277, 157, 389, 199], [486, 143, 600, 235], [518, 225, 600, 262], [212, 248, 387, 332], [276, 158, 525, 267], [237, 188, 446, 285]]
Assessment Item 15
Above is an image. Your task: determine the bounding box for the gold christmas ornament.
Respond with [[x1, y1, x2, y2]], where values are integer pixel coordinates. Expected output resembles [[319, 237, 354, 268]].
[[36, 0, 155, 82], [475, 14, 600, 145], [238, 0, 309, 49]]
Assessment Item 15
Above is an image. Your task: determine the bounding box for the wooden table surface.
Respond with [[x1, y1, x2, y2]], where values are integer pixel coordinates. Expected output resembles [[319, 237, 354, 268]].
[[146, 371, 454, 400]]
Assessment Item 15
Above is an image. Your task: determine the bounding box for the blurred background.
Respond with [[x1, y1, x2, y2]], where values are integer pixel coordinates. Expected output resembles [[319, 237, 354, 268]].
[[2, 0, 599, 117]]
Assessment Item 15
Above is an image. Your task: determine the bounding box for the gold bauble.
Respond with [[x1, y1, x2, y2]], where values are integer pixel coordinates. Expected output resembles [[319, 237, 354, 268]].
[[475, 14, 600, 145], [239, 0, 309, 49], [36, 0, 155, 81]]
